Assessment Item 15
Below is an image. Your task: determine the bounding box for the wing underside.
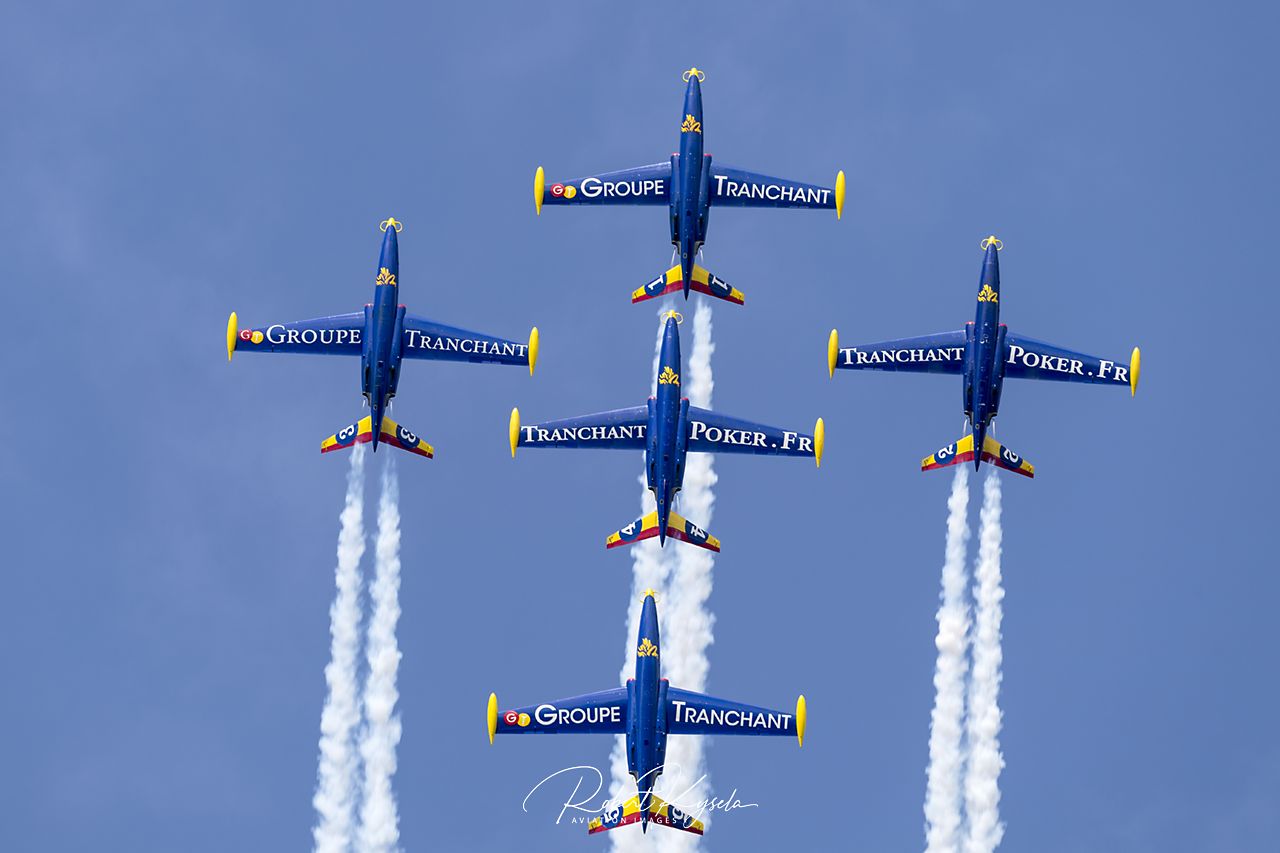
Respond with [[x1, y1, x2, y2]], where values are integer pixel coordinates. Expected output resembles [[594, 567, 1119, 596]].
[[537, 163, 673, 209], [490, 688, 629, 737], [400, 314, 534, 368], [665, 686, 804, 741], [227, 311, 364, 359], [1003, 333, 1139, 394], [685, 406, 822, 462], [829, 330, 968, 376], [514, 406, 649, 451], [709, 164, 842, 213]]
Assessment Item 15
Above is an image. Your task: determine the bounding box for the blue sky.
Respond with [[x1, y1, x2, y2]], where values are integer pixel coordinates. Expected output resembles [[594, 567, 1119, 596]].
[[2, 1, 1277, 850]]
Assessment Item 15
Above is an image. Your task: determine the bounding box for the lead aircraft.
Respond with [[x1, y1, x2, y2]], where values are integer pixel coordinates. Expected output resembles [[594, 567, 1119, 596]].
[[828, 237, 1141, 477], [226, 219, 538, 458], [510, 312, 823, 551], [488, 590, 804, 837], [534, 68, 844, 306]]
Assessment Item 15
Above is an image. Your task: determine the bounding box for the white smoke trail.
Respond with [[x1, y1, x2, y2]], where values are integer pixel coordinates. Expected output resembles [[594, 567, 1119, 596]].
[[654, 300, 717, 851], [357, 456, 403, 853], [609, 302, 718, 851], [314, 444, 367, 853], [963, 472, 1006, 853], [609, 311, 675, 853], [924, 466, 972, 853]]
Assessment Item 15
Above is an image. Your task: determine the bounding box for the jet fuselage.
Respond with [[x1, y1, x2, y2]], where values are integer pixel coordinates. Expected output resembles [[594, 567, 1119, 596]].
[[646, 316, 690, 542], [672, 72, 710, 294], [362, 223, 408, 450], [963, 241, 1008, 464], [625, 593, 667, 832]]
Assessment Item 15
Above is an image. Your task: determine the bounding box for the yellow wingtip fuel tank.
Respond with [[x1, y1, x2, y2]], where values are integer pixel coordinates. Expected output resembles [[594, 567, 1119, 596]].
[[226, 312, 238, 362], [509, 408, 521, 458]]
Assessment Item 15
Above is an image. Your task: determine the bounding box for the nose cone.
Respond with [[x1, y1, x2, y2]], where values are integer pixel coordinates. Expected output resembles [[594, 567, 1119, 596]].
[[378, 219, 401, 277], [639, 592, 660, 648], [681, 69, 704, 125], [660, 316, 682, 368], [979, 236, 1001, 292]]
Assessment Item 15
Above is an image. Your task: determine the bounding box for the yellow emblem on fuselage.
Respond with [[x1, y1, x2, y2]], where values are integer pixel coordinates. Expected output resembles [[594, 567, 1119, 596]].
[[637, 638, 659, 657], [658, 366, 680, 385], [376, 267, 397, 287], [681, 114, 701, 134], [977, 284, 998, 303]]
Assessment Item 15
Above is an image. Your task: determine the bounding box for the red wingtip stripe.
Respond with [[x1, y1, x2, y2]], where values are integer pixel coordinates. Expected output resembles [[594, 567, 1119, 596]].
[[632, 280, 685, 304], [321, 432, 373, 454], [606, 525, 662, 549], [665, 528, 721, 552], [922, 450, 975, 471], [587, 812, 643, 834]]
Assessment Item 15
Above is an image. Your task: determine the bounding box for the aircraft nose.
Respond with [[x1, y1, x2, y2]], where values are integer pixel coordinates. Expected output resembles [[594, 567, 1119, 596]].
[[980, 235, 1001, 279], [378, 217, 401, 270]]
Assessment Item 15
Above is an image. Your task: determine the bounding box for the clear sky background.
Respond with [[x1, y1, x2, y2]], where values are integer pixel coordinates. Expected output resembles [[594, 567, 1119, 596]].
[[3, 1, 1277, 851]]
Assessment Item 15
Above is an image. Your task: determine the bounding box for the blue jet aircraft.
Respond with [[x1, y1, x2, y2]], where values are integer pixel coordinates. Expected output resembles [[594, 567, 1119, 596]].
[[488, 589, 804, 837], [534, 68, 845, 306], [828, 237, 1141, 477], [509, 312, 823, 550], [226, 218, 539, 458]]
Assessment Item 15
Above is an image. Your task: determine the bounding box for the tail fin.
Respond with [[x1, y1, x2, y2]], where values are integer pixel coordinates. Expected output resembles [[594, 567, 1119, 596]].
[[321, 415, 434, 459], [605, 510, 721, 552], [921, 432, 1033, 478], [587, 794, 704, 836], [632, 264, 744, 306], [978, 433, 1034, 477]]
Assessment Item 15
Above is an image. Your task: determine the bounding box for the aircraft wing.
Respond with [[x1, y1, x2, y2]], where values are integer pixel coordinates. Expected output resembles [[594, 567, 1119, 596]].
[[488, 688, 629, 740], [536, 162, 673, 210], [401, 314, 536, 368], [511, 406, 649, 452], [685, 406, 823, 463], [1003, 332, 1140, 394], [709, 164, 843, 213], [828, 329, 968, 376], [665, 687, 805, 743], [226, 311, 364, 360]]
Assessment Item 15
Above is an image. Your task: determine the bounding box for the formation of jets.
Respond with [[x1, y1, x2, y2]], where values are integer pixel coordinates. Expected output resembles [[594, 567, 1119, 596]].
[[224, 69, 1140, 837]]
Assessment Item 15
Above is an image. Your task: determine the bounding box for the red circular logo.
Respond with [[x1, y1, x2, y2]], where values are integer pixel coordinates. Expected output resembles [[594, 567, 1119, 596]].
[[550, 183, 565, 197], [239, 329, 252, 341], [503, 710, 519, 726]]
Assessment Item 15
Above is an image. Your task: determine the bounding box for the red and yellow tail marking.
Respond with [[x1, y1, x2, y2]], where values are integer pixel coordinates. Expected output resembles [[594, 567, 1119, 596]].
[[321, 417, 373, 454], [632, 265, 745, 306], [921, 434, 975, 471], [587, 796, 644, 834]]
